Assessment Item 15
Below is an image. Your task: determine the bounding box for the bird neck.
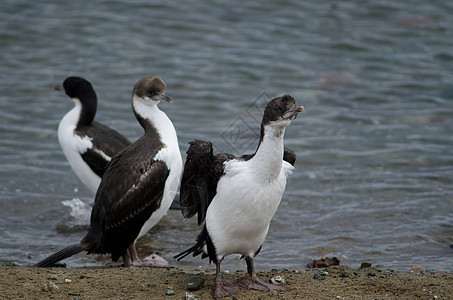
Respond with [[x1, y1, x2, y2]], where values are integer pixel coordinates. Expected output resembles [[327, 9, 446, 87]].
[[132, 97, 177, 145], [250, 124, 285, 180], [77, 95, 97, 127]]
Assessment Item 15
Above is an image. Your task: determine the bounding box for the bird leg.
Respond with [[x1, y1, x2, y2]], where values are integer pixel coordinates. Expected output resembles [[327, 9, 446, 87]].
[[235, 256, 290, 292], [122, 243, 139, 267], [212, 258, 240, 298]]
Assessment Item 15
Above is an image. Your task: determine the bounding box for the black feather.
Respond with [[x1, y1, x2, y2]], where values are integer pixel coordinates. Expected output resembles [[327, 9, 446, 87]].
[[179, 140, 234, 225], [34, 243, 85, 267]]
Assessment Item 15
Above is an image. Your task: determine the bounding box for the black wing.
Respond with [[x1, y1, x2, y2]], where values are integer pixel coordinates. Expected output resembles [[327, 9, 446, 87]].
[[283, 147, 297, 166], [76, 121, 131, 177], [179, 140, 234, 225], [81, 137, 168, 262]]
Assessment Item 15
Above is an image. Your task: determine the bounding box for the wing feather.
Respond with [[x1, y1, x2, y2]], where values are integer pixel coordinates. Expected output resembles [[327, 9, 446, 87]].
[[179, 140, 234, 225], [76, 121, 131, 177]]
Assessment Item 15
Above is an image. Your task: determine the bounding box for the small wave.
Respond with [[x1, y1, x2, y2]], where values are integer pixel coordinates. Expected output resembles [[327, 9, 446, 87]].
[[61, 198, 92, 226]]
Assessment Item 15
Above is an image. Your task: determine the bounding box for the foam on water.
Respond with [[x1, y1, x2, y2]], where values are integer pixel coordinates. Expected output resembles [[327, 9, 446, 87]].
[[61, 198, 91, 226]]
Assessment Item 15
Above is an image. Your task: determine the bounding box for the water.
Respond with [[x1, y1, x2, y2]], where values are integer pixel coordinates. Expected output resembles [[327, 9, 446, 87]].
[[1, 0, 453, 271]]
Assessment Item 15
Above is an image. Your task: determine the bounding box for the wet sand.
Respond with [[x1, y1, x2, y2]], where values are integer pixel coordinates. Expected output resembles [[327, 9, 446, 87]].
[[1, 264, 452, 299]]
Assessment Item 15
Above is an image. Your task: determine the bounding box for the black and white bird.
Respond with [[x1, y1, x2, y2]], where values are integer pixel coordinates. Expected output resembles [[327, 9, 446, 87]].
[[174, 95, 303, 298], [35, 76, 182, 267], [58, 76, 131, 195]]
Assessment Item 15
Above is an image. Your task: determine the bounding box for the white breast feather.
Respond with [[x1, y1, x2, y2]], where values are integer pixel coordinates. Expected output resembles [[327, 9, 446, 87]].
[[206, 158, 292, 259], [57, 102, 101, 194]]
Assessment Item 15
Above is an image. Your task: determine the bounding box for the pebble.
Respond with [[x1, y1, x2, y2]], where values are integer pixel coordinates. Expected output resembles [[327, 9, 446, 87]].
[[187, 276, 205, 291], [313, 273, 326, 280], [42, 282, 59, 292], [367, 273, 376, 277], [360, 262, 372, 269], [185, 292, 200, 300], [270, 275, 285, 285], [166, 289, 175, 296], [340, 271, 348, 278]]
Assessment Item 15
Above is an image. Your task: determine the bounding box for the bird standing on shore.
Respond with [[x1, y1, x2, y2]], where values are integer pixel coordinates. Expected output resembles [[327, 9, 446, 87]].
[[58, 76, 131, 195], [174, 95, 303, 298], [35, 76, 182, 267]]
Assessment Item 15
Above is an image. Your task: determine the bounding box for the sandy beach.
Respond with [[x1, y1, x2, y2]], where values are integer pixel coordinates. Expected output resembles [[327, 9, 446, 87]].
[[1, 264, 452, 299]]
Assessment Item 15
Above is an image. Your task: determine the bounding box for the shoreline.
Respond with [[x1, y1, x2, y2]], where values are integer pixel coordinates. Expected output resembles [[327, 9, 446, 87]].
[[1, 265, 452, 299]]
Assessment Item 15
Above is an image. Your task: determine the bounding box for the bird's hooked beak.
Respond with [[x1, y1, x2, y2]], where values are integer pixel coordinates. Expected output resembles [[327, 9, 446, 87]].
[[151, 94, 174, 104], [282, 105, 304, 120]]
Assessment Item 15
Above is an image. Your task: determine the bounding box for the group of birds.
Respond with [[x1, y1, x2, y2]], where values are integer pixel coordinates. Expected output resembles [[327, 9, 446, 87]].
[[34, 76, 304, 298]]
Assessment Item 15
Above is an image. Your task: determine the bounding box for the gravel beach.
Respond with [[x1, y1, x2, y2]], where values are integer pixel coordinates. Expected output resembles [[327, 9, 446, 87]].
[[1, 264, 452, 299]]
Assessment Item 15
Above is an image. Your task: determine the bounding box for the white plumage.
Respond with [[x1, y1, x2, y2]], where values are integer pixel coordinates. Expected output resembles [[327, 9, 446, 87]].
[[207, 124, 294, 260], [58, 100, 102, 194]]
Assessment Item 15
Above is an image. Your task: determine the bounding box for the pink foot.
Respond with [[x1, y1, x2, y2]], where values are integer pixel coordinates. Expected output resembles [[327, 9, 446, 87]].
[[212, 278, 240, 298], [140, 253, 169, 266]]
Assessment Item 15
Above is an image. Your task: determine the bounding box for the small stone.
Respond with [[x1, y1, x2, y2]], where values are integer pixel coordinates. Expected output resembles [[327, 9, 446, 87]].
[[340, 271, 348, 278], [270, 275, 285, 285], [187, 276, 205, 291], [367, 272, 376, 277], [42, 282, 59, 292], [313, 273, 320, 279], [307, 257, 340, 268], [185, 292, 200, 300], [360, 262, 372, 269], [68, 292, 81, 296], [166, 289, 175, 296]]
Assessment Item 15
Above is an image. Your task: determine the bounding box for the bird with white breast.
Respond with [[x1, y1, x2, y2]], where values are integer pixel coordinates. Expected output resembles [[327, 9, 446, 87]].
[[175, 94, 303, 298]]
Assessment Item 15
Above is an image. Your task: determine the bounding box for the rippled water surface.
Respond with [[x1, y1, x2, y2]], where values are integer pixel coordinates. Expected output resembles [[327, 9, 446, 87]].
[[1, 0, 453, 271]]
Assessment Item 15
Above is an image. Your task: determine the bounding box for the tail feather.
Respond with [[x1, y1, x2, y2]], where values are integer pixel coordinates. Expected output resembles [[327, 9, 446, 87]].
[[174, 243, 204, 261], [34, 243, 85, 267], [174, 226, 210, 262]]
